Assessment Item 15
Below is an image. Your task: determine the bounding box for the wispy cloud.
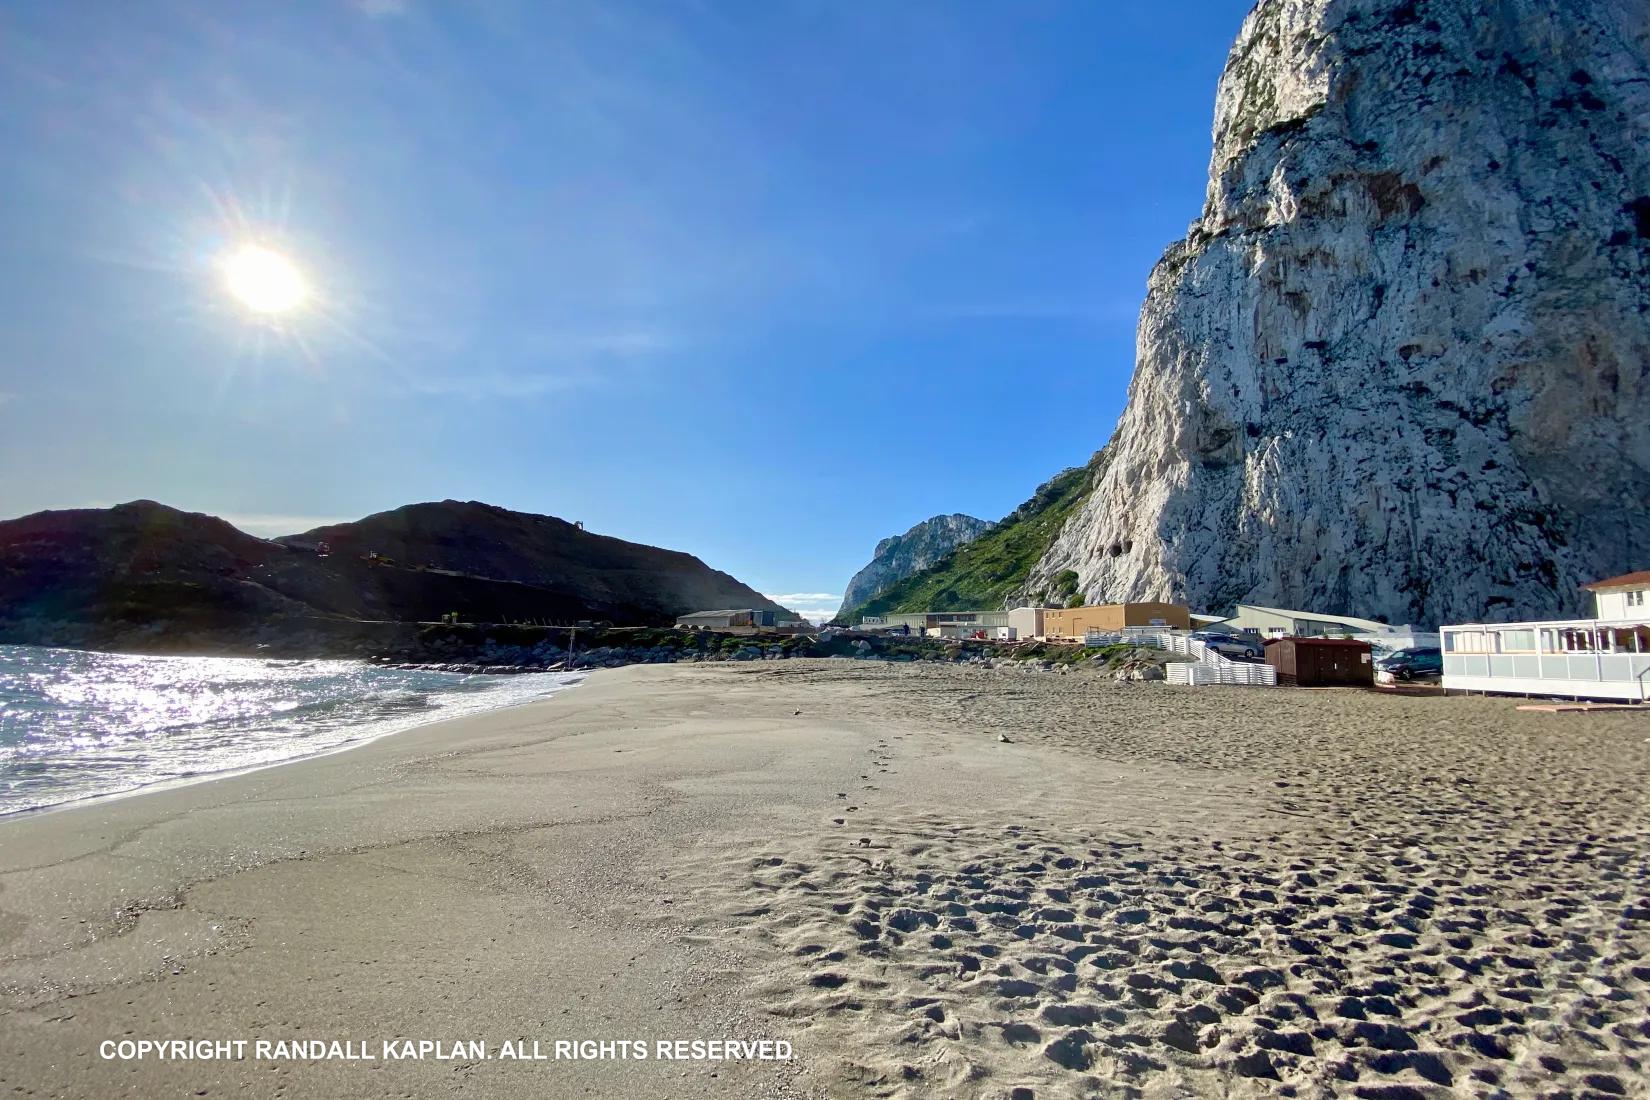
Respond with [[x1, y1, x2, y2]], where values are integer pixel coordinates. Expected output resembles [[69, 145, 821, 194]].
[[404, 371, 596, 400], [222, 513, 350, 537], [922, 297, 1141, 325], [542, 330, 677, 356], [396, 329, 680, 401], [766, 592, 843, 624], [354, 0, 409, 17]]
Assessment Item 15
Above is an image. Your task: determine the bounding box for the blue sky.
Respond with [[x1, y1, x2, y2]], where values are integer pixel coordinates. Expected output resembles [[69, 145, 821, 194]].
[[0, 0, 1246, 621]]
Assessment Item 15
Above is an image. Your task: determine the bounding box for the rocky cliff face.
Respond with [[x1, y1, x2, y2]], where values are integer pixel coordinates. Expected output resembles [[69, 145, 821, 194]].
[[837, 514, 993, 619], [1031, 0, 1650, 626]]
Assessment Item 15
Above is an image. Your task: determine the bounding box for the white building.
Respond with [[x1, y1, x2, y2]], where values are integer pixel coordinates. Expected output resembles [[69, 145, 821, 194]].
[[1213, 604, 1437, 652], [1592, 572, 1650, 619], [1441, 572, 1650, 702], [858, 610, 1010, 634], [1221, 603, 1403, 637], [1008, 607, 1045, 639]]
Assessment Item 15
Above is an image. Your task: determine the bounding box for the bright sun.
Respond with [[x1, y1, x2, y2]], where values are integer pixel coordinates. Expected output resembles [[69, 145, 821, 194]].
[[222, 244, 308, 315]]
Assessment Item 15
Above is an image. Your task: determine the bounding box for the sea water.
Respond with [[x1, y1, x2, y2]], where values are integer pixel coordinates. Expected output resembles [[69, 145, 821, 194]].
[[0, 644, 582, 816]]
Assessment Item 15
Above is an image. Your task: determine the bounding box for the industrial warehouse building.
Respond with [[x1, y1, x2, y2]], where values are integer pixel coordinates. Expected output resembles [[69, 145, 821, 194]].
[[1221, 604, 1402, 638], [675, 609, 777, 629]]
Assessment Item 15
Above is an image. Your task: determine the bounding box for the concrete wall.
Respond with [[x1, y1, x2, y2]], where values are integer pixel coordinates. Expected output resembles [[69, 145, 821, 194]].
[[1008, 607, 1045, 638], [925, 624, 1001, 639], [1367, 633, 1441, 653]]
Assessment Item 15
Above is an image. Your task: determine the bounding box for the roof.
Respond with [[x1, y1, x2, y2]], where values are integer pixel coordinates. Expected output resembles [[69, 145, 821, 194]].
[[676, 608, 757, 618], [1444, 617, 1650, 631], [1234, 603, 1395, 634], [1582, 570, 1650, 591]]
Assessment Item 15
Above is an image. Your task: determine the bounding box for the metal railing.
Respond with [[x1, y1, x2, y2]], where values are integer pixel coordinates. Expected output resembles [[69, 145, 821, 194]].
[[1443, 649, 1650, 702]]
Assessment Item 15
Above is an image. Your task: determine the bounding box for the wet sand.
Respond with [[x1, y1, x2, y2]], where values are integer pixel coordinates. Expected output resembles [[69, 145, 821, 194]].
[[2, 660, 1648, 1098]]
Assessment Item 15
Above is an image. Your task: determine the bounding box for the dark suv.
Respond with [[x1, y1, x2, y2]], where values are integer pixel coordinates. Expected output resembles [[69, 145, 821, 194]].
[[1377, 647, 1443, 681]]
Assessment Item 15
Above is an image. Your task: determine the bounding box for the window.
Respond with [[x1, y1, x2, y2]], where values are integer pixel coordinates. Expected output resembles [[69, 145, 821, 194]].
[[1561, 629, 1598, 653], [1627, 590, 1646, 608]]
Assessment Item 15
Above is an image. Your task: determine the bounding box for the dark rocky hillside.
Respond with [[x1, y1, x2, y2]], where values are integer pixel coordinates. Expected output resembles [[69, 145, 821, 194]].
[[0, 499, 786, 654]]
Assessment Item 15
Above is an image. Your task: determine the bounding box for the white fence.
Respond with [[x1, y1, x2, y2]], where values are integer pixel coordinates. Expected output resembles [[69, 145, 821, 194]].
[[1154, 632, 1277, 688], [1081, 627, 1179, 647], [1076, 629, 1277, 687], [1442, 651, 1650, 703]]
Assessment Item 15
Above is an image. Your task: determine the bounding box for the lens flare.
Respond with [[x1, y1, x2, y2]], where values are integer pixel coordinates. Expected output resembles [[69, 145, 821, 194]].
[[221, 244, 308, 314]]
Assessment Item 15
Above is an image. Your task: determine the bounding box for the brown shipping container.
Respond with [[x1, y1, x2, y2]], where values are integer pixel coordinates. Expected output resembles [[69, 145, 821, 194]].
[[1264, 636, 1374, 687]]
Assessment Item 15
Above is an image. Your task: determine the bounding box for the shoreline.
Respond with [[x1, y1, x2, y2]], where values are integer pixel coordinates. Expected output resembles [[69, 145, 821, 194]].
[[2, 660, 1647, 1098], [0, 654, 587, 822]]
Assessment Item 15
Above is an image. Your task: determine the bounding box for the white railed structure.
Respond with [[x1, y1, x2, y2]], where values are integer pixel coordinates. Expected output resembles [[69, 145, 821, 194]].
[[1152, 633, 1277, 688], [1441, 619, 1650, 702], [1083, 626, 1193, 647]]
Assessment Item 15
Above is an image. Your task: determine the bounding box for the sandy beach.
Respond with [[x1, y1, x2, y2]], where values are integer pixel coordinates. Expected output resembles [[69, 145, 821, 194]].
[[3, 660, 1648, 1099]]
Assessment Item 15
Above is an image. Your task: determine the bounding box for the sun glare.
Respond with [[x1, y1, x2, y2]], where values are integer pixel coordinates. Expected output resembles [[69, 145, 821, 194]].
[[222, 244, 308, 315]]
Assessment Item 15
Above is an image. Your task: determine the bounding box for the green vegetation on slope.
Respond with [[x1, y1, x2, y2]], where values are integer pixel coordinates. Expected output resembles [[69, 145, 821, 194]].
[[839, 461, 1098, 622]]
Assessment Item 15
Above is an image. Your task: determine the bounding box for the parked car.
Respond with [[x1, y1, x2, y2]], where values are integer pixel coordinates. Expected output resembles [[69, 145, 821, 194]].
[[1190, 631, 1265, 661], [1377, 646, 1443, 680]]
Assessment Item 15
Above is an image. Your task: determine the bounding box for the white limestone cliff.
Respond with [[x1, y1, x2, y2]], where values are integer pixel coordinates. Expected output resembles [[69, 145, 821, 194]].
[[837, 513, 993, 620], [1032, 0, 1650, 626]]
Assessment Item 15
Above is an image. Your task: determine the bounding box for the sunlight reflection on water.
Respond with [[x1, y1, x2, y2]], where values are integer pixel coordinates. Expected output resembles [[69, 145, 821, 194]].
[[0, 646, 580, 815]]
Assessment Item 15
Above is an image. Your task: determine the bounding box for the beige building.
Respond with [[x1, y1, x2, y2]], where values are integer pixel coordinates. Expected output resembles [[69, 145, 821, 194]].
[[1041, 602, 1191, 639]]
